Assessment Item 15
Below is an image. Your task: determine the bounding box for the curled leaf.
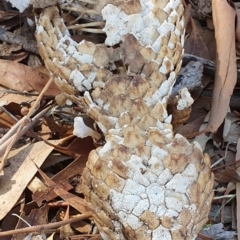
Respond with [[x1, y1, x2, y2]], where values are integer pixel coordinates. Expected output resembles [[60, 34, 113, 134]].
[[206, 0, 237, 133]]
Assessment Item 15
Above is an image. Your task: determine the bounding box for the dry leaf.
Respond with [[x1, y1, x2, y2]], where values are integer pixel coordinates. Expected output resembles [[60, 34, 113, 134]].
[[187, 95, 211, 123], [185, 25, 210, 59], [71, 220, 92, 234], [32, 156, 87, 203], [0, 140, 59, 221], [37, 168, 89, 214], [177, 115, 205, 137], [14, 205, 48, 240], [59, 205, 74, 239], [0, 88, 37, 128], [47, 136, 96, 157], [28, 176, 48, 194], [0, 59, 60, 96], [206, 0, 237, 133], [32, 180, 72, 206], [0, 42, 21, 56], [41, 153, 72, 169], [236, 8, 240, 43], [0, 205, 21, 235], [52, 155, 88, 180], [214, 167, 240, 183]]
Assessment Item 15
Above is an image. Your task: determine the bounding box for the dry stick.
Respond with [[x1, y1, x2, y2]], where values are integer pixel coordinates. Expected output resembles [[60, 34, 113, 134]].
[[0, 104, 54, 170], [75, 0, 96, 4], [0, 116, 28, 146], [68, 21, 105, 30], [61, 6, 98, 15], [0, 73, 56, 171], [26, 74, 54, 118], [0, 212, 92, 237], [0, 106, 37, 139], [48, 201, 69, 207], [68, 10, 86, 25], [1, 77, 53, 157], [71, 235, 101, 240], [69, 28, 104, 33]]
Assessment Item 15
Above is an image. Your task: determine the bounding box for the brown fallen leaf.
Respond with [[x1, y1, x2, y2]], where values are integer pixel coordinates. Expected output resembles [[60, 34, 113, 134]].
[[0, 112, 16, 129], [187, 95, 211, 123], [32, 179, 72, 207], [32, 156, 88, 204], [45, 136, 96, 157], [71, 219, 92, 234], [0, 140, 60, 221], [37, 167, 89, 214], [0, 10, 24, 30], [0, 42, 21, 56], [184, 18, 211, 59], [206, 0, 237, 133], [0, 205, 21, 236], [214, 167, 240, 183], [0, 59, 60, 96], [236, 8, 240, 43], [52, 155, 88, 181], [0, 89, 37, 128], [14, 204, 49, 240], [43, 115, 73, 138], [176, 115, 205, 137], [0, 9, 18, 21], [60, 205, 74, 239], [0, 42, 29, 62]]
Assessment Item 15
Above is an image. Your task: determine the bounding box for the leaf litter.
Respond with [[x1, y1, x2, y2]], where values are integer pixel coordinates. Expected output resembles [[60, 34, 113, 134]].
[[0, 0, 240, 239]]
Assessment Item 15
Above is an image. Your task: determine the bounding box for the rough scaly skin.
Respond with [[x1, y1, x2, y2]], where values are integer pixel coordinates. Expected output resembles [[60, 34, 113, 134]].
[[35, 1, 214, 239]]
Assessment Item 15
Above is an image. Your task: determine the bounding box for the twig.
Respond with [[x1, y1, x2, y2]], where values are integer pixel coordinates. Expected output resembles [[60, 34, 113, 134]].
[[12, 214, 32, 227], [73, 0, 97, 4], [0, 104, 55, 170], [26, 75, 54, 118], [211, 142, 230, 168], [0, 73, 56, 171], [0, 212, 92, 237], [214, 194, 236, 200], [0, 106, 39, 140], [0, 115, 28, 146], [0, 75, 54, 167], [68, 27, 104, 33], [68, 21, 105, 30], [61, 6, 98, 15], [48, 201, 70, 207]]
